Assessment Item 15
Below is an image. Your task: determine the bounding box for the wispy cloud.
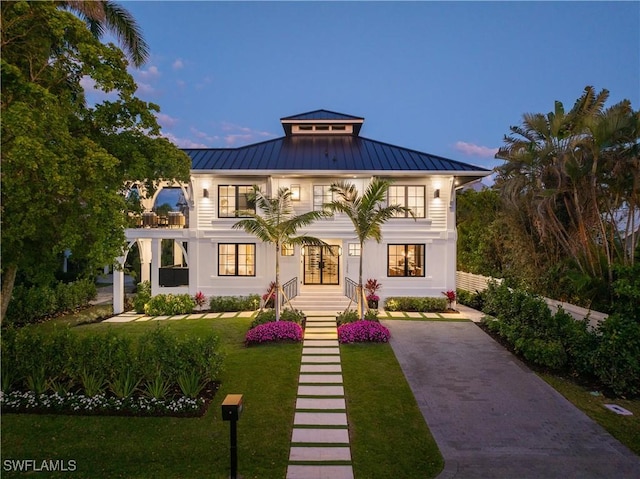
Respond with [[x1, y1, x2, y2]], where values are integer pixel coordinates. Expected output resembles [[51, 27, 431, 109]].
[[163, 132, 208, 149], [156, 112, 179, 129], [220, 122, 274, 146], [136, 82, 157, 96], [138, 65, 160, 80], [172, 59, 184, 70], [454, 141, 499, 158], [191, 127, 221, 145]]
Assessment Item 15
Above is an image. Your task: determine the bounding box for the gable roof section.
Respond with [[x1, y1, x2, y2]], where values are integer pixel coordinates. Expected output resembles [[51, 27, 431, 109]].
[[185, 134, 491, 176], [280, 109, 364, 122]]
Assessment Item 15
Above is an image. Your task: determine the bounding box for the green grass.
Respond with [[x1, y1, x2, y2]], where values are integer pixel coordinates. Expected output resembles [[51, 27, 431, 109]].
[[1, 316, 301, 478], [341, 342, 444, 478], [539, 373, 640, 456]]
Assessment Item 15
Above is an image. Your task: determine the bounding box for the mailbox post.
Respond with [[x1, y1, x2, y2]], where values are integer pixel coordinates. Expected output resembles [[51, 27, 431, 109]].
[[221, 394, 243, 479]]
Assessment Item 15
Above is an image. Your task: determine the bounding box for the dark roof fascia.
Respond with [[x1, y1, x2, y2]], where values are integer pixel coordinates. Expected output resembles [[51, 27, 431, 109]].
[[280, 109, 364, 122], [190, 169, 491, 179]]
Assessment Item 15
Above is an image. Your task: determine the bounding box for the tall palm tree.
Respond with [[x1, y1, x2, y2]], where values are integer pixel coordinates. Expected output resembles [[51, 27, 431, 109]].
[[59, 0, 149, 67], [232, 186, 329, 321], [325, 179, 413, 320]]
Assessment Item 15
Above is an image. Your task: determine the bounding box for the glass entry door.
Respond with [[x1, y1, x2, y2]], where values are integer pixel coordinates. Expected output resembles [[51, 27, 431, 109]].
[[304, 245, 340, 285]]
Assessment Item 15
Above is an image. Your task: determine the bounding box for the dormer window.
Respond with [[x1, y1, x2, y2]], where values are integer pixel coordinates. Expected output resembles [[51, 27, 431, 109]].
[[281, 110, 364, 136]]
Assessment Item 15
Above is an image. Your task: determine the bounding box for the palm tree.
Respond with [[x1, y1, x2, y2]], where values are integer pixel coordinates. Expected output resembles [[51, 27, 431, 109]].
[[59, 0, 149, 67], [232, 186, 329, 321], [325, 179, 413, 320]]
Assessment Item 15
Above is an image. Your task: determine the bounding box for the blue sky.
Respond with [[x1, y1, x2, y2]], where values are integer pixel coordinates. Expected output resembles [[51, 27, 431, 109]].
[[113, 1, 639, 170]]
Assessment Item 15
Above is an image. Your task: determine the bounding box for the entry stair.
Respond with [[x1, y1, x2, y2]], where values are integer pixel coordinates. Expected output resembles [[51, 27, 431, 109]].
[[288, 285, 353, 313]]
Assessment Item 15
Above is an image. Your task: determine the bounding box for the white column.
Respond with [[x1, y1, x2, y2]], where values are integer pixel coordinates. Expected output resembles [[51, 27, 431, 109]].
[[150, 238, 161, 295], [113, 257, 126, 314], [138, 238, 152, 283]]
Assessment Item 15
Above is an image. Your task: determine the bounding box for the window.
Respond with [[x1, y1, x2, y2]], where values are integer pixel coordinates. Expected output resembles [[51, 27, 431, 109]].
[[348, 243, 361, 256], [313, 185, 334, 211], [218, 243, 255, 276], [281, 243, 294, 256], [388, 186, 425, 218], [218, 186, 255, 218], [387, 244, 425, 277]]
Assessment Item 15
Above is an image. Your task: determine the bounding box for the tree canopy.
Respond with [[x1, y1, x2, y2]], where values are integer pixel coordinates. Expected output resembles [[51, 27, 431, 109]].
[[1, 1, 191, 320]]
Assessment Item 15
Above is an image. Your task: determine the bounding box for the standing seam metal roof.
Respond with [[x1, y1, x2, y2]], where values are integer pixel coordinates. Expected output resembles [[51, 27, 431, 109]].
[[185, 134, 490, 173]]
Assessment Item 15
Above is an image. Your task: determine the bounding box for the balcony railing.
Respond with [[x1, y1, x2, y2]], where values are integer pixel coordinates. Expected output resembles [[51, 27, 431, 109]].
[[129, 211, 187, 229]]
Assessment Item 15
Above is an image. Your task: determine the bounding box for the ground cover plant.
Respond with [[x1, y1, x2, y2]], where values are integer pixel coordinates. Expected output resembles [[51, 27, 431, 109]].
[[338, 320, 390, 343], [245, 321, 303, 345], [249, 308, 304, 329], [341, 342, 444, 478]]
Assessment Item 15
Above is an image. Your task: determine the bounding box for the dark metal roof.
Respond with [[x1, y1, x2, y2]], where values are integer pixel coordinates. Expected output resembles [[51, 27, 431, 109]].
[[280, 110, 364, 122], [185, 134, 490, 175]]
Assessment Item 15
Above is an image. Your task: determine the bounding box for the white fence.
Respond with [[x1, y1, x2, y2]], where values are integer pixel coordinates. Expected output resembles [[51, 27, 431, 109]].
[[456, 271, 607, 329]]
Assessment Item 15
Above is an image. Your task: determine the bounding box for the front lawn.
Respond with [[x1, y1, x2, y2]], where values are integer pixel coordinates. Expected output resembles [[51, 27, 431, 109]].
[[1, 317, 301, 478], [341, 342, 444, 478]]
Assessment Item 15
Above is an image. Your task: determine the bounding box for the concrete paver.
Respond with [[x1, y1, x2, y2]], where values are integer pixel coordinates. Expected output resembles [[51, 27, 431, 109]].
[[294, 412, 348, 426], [301, 356, 342, 363], [302, 347, 340, 355], [384, 319, 640, 479], [297, 385, 344, 396], [296, 398, 346, 410], [289, 446, 351, 461], [300, 364, 342, 373], [299, 374, 343, 384], [286, 465, 354, 479], [291, 428, 350, 444]]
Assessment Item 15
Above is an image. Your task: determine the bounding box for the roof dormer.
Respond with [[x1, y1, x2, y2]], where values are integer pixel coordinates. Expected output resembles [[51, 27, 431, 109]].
[[280, 109, 364, 136]]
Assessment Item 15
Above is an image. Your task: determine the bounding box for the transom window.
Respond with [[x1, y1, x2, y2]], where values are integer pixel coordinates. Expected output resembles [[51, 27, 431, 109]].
[[218, 243, 255, 276], [388, 244, 425, 277], [313, 185, 334, 211], [218, 185, 255, 218], [388, 185, 425, 218]]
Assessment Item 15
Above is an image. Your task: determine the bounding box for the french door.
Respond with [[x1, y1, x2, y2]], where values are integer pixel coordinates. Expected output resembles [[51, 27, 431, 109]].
[[303, 245, 340, 285]]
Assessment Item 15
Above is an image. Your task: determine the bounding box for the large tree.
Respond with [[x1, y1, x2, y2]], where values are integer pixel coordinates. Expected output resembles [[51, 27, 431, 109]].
[[495, 86, 639, 304], [1, 1, 191, 321], [232, 186, 329, 321], [325, 179, 412, 320]]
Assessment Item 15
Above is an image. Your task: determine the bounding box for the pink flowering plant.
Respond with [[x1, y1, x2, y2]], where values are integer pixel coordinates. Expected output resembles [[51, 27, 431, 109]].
[[245, 321, 303, 345], [442, 290, 456, 310], [194, 291, 206, 309], [338, 320, 391, 344]]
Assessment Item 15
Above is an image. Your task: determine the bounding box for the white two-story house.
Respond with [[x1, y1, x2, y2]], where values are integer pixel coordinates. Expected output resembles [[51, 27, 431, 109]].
[[112, 110, 490, 313]]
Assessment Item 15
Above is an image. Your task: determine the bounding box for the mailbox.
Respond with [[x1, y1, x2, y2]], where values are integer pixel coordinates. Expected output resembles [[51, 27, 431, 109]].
[[221, 394, 243, 421]]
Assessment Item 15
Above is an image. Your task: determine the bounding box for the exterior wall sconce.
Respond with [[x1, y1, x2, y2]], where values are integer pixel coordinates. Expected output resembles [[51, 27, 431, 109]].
[[203, 188, 209, 198], [434, 189, 440, 199], [290, 184, 300, 201]]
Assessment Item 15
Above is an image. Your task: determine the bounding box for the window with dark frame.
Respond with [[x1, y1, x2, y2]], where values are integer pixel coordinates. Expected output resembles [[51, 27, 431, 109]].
[[218, 185, 255, 218], [387, 244, 425, 277], [388, 185, 425, 218], [313, 185, 334, 211], [218, 243, 256, 276]]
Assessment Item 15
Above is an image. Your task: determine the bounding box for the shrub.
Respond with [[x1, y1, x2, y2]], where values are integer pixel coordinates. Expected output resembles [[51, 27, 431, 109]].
[[209, 294, 260, 312], [245, 321, 303, 345], [337, 310, 359, 326], [144, 294, 195, 316], [5, 279, 97, 326], [250, 308, 304, 329], [133, 281, 151, 313], [592, 315, 640, 397], [364, 309, 379, 321], [384, 296, 448, 312], [338, 321, 391, 343]]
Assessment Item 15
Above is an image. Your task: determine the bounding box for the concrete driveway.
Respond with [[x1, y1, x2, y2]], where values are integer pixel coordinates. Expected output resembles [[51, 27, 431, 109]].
[[384, 320, 640, 479]]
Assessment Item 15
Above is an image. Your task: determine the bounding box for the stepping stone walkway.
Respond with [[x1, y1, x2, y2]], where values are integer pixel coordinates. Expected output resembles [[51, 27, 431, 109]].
[[286, 316, 354, 479]]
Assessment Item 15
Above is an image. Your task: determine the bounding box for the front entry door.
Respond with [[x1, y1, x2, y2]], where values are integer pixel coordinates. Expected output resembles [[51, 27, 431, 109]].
[[304, 246, 340, 285]]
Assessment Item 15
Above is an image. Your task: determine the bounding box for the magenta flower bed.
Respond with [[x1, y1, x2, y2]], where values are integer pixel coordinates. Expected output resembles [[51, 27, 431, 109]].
[[338, 320, 391, 344], [245, 321, 303, 345]]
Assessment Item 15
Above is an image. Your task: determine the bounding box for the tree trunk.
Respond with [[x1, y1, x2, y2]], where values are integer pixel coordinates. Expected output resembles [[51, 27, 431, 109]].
[[358, 241, 365, 320], [275, 243, 280, 321], [0, 263, 18, 324]]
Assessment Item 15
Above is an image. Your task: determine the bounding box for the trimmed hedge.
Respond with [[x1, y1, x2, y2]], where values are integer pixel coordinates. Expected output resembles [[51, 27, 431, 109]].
[[144, 294, 195, 316], [384, 296, 448, 312], [5, 279, 97, 326], [209, 295, 260, 312], [481, 282, 639, 397]]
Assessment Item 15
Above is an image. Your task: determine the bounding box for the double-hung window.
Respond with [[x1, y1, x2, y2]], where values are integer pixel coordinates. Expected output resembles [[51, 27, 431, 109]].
[[388, 185, 425, 218], [387, 244, 425, 277], [218, 185, 255, 217], [218, 243, 255, 276]]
